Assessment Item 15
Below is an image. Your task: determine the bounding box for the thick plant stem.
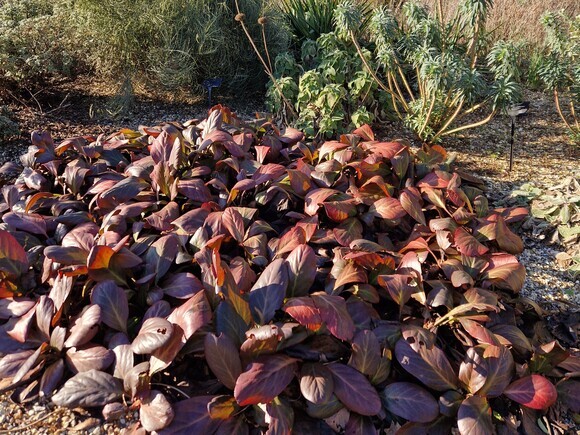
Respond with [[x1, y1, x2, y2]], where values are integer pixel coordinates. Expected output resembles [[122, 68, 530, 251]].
[[261, 25, 273, 72], [554, 90, 574, 131], [234, 0, 297, 118], [439, 110, 496, 138], [349, 31, 406, 108], [418, 91, 436, 139]]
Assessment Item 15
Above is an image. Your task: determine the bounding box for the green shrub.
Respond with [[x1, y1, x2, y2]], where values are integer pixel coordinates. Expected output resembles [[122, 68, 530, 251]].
[[537, 11, 580, 147], [279, 0, 371, 46], [73, 0, 289, 94], [267, 31, 392, 138], [336, 0, 522, 143], [0, 0, 79, 83]]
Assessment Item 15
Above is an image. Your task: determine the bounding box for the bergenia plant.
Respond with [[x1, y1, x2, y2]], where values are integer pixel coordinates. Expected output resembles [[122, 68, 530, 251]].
[[0, 106, 577, 434]]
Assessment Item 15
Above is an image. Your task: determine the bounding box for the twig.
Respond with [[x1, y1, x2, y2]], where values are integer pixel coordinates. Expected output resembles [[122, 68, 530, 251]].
[[24, 86, 44, 115], [44, 93, 70, 116], [150, 382, 191, 399]]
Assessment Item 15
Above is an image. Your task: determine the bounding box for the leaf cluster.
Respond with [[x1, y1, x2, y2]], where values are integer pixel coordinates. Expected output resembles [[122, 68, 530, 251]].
[[537, 11, 580, 146], [0, 108, 577, 433], [334, 0, 522, 143], [268, 32, 392, 138]]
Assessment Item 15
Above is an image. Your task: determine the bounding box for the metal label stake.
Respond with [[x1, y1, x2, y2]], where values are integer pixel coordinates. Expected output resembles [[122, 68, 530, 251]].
[[507, 102, 530, 172]]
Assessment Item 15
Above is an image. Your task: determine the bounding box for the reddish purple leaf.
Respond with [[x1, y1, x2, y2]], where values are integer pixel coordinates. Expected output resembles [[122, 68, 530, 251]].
[[368, 197, 406, 220], [457, 396, 493, 435], [140, 390, 175, 432], [65, 345, 114, 374], [204, 333, 243, 390], [349, 330, 381, 376], [311, 292, 355, 341], [381, 382, 439, 423], [234, 355, 298, 406], [177, 179, 212, 202], [167, 291, 212, 341], [299, 363, 334, 404], [249, 259, 288, 325], [454, 228, 489, 257], [503, 375, 557, 410], [157, 396, 220, 435], [286, 244, 317, 297], [90, 281, 128, 334], [377, 274, 414, 306], [327, 363, 381, 416], [400, 188, 426, 225], [395, 338, 458, 391], [333, 218, 363, 247], [3, 211, 47, 236], [283, 297, 323, 332], [222, 208, 245, 243], [131, 317, 174, 354], [52, 369, 123, 408], [0, 229, 29, 278]]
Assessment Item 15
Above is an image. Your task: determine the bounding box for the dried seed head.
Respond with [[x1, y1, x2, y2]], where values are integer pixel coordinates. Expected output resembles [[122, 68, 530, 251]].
[[235, 13, 245, 22], [258, 16, 267, 25]]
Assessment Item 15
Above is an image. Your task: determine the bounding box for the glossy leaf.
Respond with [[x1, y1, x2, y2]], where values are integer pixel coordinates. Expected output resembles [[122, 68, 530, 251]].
[[234, 354, 298, 406], [311, 292, 355, 341], [140, 390, 174, 432], [300, 363, 334, 404], [131, 317, 174, 354], [249, 259, 288, 325], [395, 338, 458, 391], [286, 244, 317, 297], [381, 382, 439, 423], [457, 396, 493, 435], [503, 375, 557, 410], [327, 363, 382, 416], [52, 369, 123, 408], [90, 281, 128, 334], [204, 333, 243, 390]]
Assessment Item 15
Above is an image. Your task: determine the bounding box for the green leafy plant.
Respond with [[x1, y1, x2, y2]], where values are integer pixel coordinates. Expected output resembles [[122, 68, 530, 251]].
[[0, 108, 576, 433], [267, 32, 392, 138], [336, 0, 522, 143], [0, 0, 78, 83], [537, 11, 580, 148], [279, 0, 371, 46], [530, 175, 580, 275]]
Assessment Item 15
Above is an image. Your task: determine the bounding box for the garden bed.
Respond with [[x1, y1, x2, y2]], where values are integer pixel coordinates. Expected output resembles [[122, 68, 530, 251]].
[[0, 82, 578, 434]]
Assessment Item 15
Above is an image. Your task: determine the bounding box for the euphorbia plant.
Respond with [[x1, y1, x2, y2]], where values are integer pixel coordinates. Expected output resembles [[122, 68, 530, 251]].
[[0, 107, 577, 433], [335, 0, 522, 143]]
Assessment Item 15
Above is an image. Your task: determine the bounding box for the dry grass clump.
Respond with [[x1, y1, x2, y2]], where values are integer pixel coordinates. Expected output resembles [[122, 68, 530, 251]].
[[400, 0, 579, 49]]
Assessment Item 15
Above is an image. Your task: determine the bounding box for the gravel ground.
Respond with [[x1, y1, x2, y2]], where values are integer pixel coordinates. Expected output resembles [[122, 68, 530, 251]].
[[0, 85, 578, 433]]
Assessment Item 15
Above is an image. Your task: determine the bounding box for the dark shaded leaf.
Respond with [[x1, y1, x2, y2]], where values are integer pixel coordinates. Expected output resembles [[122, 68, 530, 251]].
[[157, 396, 220, 435], [381, 382, 439, 423], [249, 259, 288, 325], [312, 292, 355, 341], [90, 281, 128, 334], [234, 354, 298, 406], [204, 333, 243, 390], [327, 363, 381, 416], [395, 338, 458, 391], [457, 396, 493, 435]]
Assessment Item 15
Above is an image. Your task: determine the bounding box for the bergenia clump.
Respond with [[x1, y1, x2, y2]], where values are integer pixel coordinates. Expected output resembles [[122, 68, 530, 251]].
[[0, 106, 577, 433]]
